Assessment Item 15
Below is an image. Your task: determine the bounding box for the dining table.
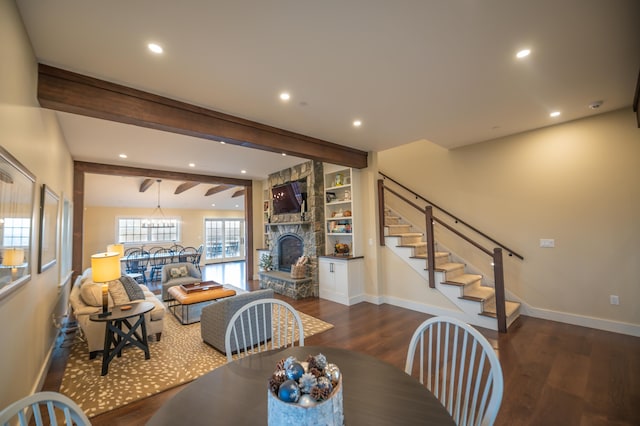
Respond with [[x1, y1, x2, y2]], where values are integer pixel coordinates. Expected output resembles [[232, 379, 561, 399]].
[[146, 346, 454, 425]]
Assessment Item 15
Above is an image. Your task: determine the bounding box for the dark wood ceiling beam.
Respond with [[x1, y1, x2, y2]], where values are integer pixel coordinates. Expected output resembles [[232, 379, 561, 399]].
[[74, 161, 252, 187], [205, 185, 233, 196], [232, 189, 245, 198], [139, 178, 154, 192], [175, 182, 199, 194], [38, 64, 369, 169]]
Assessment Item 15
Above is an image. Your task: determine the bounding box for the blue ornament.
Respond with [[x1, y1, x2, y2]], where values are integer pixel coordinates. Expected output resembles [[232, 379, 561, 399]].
[[285, 362, 305, 381], [278, 379, 300, 403]]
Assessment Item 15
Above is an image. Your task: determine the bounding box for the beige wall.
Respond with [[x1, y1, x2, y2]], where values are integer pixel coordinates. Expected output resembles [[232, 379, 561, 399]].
[[0, 0, 75, 408], [378, 109, 640, 332], [82, 206, 244, 270]]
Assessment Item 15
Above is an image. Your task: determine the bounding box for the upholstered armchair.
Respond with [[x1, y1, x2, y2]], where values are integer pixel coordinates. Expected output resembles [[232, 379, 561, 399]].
[[160, 262, 201, 301]]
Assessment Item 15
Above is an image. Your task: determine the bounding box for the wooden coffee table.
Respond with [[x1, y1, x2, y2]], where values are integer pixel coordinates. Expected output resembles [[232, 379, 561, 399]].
[[167, 282, 236, 324]]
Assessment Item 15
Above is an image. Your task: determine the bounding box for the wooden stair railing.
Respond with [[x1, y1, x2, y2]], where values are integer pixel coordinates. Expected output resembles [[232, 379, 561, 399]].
[[377, 175, 519, 333]]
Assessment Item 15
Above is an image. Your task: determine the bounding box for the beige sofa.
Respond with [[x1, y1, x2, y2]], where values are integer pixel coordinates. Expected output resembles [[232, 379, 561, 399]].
[[69, 268, 166, 359]]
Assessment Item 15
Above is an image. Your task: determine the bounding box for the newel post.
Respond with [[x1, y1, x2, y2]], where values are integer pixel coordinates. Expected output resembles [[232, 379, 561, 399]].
[[493, 248, 507, 333], [378, 179, 385, 246], [425, 206, 436, 288]]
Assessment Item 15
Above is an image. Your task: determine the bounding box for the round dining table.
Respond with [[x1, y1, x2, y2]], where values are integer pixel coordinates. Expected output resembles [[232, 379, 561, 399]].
[[147, 346, 454, 425]]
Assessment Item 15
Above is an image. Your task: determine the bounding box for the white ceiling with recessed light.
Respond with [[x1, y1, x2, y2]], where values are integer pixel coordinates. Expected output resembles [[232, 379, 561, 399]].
[[14, 0, 640, 209]]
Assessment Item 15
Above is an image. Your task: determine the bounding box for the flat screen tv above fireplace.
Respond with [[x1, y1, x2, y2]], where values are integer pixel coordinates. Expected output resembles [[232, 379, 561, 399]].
[[271, 179, 307, 215]]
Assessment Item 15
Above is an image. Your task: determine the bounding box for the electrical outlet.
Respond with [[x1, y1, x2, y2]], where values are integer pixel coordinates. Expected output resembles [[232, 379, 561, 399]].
[[610, 295, 620, 305], [539, 238, 555, 248]]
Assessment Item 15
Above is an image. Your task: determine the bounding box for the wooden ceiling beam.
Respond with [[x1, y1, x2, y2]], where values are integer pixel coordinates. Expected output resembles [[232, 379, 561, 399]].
[[232, 189, 245, 198], [139, 178, 155, 192], [205, 185, 233, 196], [38, 64, 368, 169], [175, 181, 199, 194]]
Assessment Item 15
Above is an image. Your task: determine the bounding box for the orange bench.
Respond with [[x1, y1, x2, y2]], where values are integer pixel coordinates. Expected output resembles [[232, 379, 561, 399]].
[[167, 284, 236, 324]]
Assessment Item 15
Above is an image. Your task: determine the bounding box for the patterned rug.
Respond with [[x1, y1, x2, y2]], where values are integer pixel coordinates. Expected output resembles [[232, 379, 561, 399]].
[[60, 309, 333, 418]]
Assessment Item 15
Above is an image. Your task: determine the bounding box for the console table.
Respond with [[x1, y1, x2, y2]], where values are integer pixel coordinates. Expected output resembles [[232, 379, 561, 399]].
[[89, 301, 153, 375]]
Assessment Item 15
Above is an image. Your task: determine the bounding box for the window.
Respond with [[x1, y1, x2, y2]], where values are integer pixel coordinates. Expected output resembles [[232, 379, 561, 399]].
[[204, 219, 244, 260], [2, 217, 30, 247], [117, 217, 180, 244]]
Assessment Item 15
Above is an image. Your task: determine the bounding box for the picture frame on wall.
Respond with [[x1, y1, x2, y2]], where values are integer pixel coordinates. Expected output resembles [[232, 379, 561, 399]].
[[0, 146, 36, 300], [38, 184, 59, 273]]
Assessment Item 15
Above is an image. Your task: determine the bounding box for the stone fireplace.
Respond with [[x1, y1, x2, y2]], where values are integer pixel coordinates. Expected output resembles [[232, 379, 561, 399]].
[[259, 160, 325, 298]]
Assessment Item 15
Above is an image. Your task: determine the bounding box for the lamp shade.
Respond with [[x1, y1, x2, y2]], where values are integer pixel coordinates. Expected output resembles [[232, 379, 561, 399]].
[[91, 252, 122, 283], [2, 248, 24, 267], [107, 243, 125, 258]]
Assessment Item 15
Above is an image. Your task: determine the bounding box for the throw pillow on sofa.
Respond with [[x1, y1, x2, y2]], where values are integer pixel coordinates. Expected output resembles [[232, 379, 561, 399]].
[[170, 266, 189, 278], [80, 281, 110, 307], [119, 275, 145, 301]]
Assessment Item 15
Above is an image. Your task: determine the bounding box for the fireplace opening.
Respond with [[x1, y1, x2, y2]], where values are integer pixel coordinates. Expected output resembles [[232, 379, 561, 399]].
[[277, 234, 304, 272]]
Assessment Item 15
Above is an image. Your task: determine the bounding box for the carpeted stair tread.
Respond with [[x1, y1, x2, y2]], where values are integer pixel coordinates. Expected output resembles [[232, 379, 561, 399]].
[[480, 301, 521, 318], [397, 241, 426, 248], [443, 273, 482, 287], [411, 251, 449, 260], [435, 262, 465, 272], [460, 285, 495, 301]]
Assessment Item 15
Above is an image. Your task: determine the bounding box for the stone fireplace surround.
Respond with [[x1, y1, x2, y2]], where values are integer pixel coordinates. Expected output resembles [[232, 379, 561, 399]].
[[260, 161, 325, 298]]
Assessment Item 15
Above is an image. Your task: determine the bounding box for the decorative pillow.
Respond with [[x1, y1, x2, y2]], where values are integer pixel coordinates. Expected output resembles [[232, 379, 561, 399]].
[[108, 280, 130, 306], [79, 282, 105, 307], [119, 275, 145, 301], [170, 266, 189, 278]]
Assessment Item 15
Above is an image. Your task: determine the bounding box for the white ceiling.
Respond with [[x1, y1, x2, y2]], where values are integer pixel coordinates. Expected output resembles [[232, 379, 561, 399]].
[[15, 0, 640, 210]]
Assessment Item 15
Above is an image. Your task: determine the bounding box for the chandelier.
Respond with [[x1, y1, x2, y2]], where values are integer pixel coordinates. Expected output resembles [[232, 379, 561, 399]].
[[141, 179, 176, 229]]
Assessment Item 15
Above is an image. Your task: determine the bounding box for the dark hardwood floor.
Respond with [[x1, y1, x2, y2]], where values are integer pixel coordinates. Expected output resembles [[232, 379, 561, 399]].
[[43, 263, 640, 425]]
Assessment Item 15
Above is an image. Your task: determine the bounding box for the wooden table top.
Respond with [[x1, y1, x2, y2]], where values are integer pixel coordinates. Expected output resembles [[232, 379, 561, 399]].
[[147, 346, 454, 426]]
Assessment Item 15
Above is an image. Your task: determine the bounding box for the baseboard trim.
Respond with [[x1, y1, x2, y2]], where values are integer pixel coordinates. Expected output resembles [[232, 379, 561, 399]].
[[33, 330, 58, 394], [523, 305, 640, 337], [362, 293, 640, 337]]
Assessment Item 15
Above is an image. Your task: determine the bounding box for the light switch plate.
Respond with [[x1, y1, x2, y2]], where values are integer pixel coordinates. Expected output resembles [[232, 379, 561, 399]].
[[540, 238, 555, 248]]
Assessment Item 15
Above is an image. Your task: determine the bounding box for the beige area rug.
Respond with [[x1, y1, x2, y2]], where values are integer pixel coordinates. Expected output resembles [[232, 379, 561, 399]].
[[60, 310, 333, 418]]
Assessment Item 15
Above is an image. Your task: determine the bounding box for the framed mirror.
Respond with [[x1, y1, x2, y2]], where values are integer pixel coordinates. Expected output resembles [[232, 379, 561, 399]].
[[38, 184, 59, 273], [0, 146, 36, 300]]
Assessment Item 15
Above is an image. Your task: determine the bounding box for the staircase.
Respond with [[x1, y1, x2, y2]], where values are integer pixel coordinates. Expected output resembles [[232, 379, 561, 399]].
[[384, 209, 521, 331]]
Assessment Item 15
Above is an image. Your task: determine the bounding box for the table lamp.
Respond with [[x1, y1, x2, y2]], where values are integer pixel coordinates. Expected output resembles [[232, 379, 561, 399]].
[[107, 243, 125, 259], [91, 251, 122, 318], [2, 248, 24, 281]]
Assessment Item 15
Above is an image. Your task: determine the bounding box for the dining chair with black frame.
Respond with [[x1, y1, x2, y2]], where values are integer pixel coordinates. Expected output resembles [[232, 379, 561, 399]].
[[149, 247, 173, 282], [125, 249, 150, 285]]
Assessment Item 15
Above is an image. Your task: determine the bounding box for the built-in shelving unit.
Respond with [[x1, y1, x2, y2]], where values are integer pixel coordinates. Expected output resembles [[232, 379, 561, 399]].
[[323, 165, 357, 256]]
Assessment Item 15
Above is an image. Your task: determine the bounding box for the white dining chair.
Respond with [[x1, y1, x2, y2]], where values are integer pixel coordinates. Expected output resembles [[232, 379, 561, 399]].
[[405, 316, 503, 426], [0, 391, 91, 426], [224, 298, 305, 363]]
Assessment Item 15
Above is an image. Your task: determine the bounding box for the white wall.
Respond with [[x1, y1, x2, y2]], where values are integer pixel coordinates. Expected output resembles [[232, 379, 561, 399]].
[[0, 0, 74, 407], [378, 109, 640, 334]]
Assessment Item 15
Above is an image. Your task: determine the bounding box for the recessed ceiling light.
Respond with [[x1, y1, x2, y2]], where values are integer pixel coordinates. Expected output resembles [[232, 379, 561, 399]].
[[516, 49, 531, 59], [353, 120, 362, 127], [235, 204, 239, 208], [148, 43, 163, 54], [282, 153, 287, 156], [119, 154, 128, 159], [211, 203, 216, 207], [188, 163, 195, 168], [241, 170, 247, 174], [550, 111, 561, 118], [279, 92, 291, 101], [220, 141, 226, 145]]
